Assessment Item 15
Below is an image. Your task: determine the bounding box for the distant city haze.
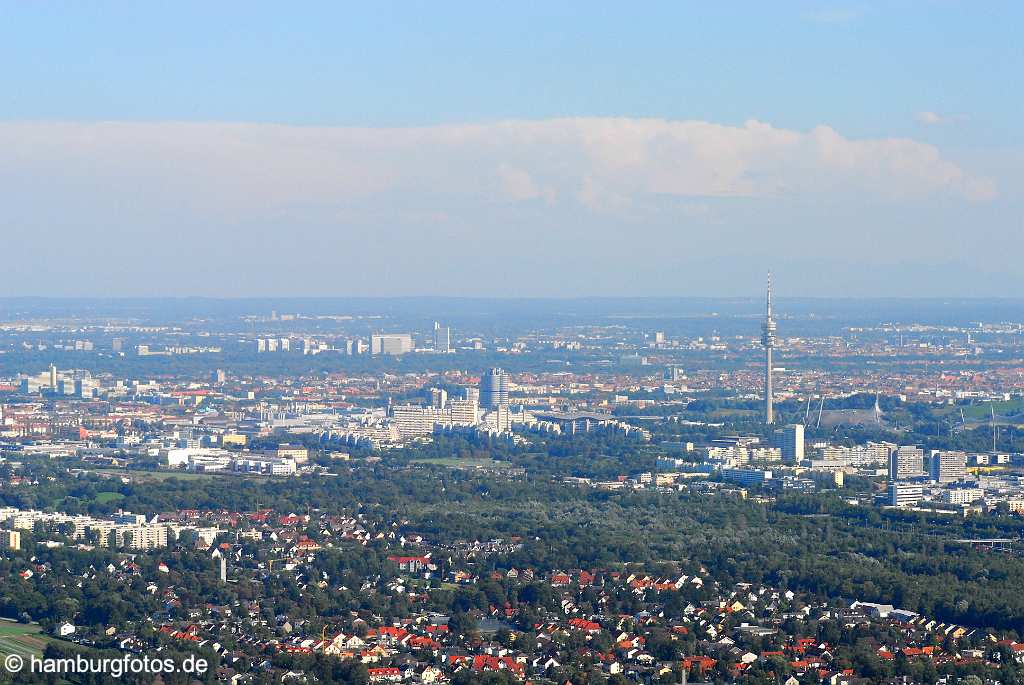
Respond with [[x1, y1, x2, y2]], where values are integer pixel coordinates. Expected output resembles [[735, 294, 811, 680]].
[[0, 4, 1020, 297]]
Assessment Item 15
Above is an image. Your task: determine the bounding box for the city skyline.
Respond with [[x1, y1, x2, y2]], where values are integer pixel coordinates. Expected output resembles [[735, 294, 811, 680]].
[[3, 5, 1024, 682], [1, 262, 1024, 682]]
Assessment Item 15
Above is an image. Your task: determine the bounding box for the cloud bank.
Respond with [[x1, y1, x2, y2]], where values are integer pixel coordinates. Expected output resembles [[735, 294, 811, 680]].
[[0, 117, 1006, 297], [0, 118, 996, 222]]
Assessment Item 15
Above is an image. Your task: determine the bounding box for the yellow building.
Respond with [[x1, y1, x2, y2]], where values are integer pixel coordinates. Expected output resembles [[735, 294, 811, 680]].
[[222, 433, 248, 448], [3, 530, 20, 551]]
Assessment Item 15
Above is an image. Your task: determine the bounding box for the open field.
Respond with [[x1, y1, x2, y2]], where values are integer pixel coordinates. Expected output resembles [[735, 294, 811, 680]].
[[953, 398, 1024, 422], [86, 467, 294, 484], [0, 622, 51, 658], [408, 457, 514, 470], [89, 468, 228, 482], [708, 408, 760, 418]]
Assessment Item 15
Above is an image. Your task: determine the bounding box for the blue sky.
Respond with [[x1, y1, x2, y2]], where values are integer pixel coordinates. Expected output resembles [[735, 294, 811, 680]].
[[0, 2, 1020, 297]]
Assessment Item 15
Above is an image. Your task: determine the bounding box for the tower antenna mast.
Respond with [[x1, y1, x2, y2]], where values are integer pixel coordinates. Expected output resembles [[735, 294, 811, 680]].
[[761, 273, 777, 424]]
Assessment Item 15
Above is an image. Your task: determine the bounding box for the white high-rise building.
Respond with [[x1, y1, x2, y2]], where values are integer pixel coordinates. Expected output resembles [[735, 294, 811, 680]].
[[930, 451, 967, 483], [429, 388, 448, 409], [889, 483, 923, 507], [889, 446, 925, 480], [450, 398, 479, 425], [392, 405, 449, 437], [433, 322, 451, 353]]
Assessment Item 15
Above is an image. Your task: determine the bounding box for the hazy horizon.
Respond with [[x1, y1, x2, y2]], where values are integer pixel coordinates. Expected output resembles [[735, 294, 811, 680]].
[[7, 294, 1024, 329]]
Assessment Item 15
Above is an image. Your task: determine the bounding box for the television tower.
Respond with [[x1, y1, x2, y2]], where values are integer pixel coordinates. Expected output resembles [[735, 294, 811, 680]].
[[761, 273, 777, 424]]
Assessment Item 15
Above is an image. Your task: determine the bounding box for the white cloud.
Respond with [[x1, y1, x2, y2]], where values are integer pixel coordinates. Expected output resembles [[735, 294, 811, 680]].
[[915, 111, 968, 126], [0, 118, 996, 224]]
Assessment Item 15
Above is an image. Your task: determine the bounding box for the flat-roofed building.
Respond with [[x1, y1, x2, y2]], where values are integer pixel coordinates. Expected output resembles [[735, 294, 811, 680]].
[[940, 486, 984, 505], [2, 530, 20, 550], [890, 446, 925, 480], [371, 334, 413, 355], [930, 451, 967, 483], [889, 482, 923, 507], [780, 424, 804, 462]]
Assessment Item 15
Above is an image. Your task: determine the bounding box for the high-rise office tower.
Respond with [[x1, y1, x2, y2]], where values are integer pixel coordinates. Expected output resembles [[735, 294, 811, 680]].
[[479, 368, 510, 409], [780, 424, 804, 461], [930, 451, 967, 483], [889, 446, 925, 480], [433, 322, 451, 353], [761, 274, 777, 424]]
